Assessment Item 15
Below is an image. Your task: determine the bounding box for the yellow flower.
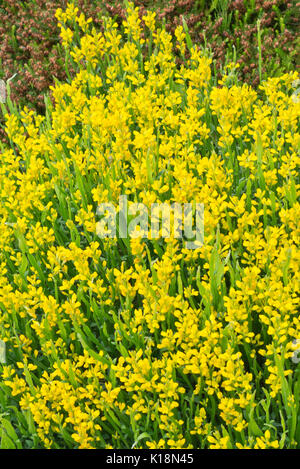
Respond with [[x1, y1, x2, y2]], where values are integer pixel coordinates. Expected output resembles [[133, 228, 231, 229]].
[[60, 27, 73, 47]]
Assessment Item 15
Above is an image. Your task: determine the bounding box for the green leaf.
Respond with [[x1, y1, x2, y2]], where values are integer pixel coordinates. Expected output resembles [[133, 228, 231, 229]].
[[0, 417, 22, 449], [131, 432, 150, 449], [181, 16, 193, 52], [0, 340, 6, 364]]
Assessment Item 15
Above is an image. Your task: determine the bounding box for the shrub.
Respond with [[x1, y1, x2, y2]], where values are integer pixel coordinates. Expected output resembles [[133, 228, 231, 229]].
[[0, 0, 298, 116], [0, 2, 299, 449]]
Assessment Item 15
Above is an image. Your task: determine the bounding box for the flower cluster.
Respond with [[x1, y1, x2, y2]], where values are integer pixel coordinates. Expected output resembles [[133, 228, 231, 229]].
[[0, 0, 298, 123], [0, 2, 299, 449]]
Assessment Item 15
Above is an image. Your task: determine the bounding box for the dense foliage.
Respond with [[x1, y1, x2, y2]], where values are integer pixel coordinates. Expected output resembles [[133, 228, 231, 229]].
[[0, 0, 299, 113], [0, 1, 299, 450]]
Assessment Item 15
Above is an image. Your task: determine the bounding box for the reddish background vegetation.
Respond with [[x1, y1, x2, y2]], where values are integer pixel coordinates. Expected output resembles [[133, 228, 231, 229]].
[[0, 0, 104, 112]]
